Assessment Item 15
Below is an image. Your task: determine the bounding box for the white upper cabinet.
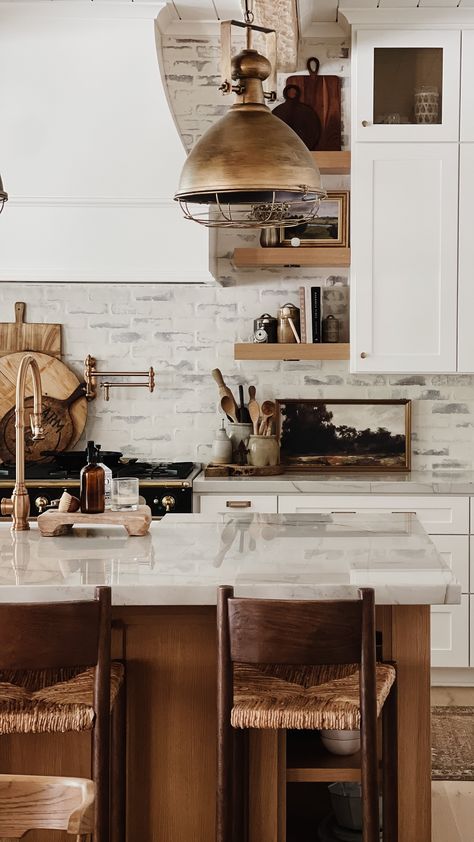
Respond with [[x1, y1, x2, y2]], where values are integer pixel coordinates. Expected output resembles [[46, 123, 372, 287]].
[[354, 29, 460, 143], [351, 142, 458, 373], [0, 4, 211, 283], [460, 30, 474, 141], [458, 144, 474, 371]]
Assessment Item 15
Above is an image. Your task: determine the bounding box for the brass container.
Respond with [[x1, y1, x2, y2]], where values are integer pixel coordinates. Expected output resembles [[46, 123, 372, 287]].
[[322, 314, 340, 343], [277, 302, 300, 343]]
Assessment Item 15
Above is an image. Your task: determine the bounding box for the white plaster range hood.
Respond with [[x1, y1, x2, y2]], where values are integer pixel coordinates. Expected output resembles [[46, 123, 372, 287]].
[[0, 1, 211, 283]]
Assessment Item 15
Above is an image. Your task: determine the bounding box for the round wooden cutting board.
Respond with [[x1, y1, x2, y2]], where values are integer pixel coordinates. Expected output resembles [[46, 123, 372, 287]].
[[0, 352, 88, 464]]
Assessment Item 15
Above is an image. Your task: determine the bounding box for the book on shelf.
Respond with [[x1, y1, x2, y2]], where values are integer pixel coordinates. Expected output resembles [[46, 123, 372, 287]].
[[311, 286, 322, 344], [299, 284, 349, 344]]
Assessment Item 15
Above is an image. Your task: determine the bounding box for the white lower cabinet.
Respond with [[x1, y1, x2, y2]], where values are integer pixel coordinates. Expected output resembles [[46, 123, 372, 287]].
[[198, 495, 277, 515], [277, 495, 469, 535], [431, 597, 469, 668]]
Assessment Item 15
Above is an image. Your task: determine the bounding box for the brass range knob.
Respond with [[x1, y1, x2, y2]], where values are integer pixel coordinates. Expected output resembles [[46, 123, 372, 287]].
[[161, 495, 176, 513], [35, 496, 50, 513]]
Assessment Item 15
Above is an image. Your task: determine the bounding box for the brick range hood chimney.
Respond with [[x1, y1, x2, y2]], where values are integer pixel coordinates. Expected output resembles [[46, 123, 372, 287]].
[[0, 2, 210, 284]]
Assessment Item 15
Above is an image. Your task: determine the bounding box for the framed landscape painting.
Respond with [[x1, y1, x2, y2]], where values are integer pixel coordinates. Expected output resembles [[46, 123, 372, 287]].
[[280, 191, 349, 247], [277, 399, 411, 471]]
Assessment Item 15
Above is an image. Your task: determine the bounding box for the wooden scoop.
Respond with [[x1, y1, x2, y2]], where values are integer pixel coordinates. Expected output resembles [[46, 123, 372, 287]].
[[220, 394, 239, 424]]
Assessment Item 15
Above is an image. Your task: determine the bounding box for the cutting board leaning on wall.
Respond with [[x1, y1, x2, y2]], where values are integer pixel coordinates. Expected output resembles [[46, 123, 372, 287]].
[[0, 302, 62, 358], [282, 58, 342, 151], [0, 352, 88, 464]]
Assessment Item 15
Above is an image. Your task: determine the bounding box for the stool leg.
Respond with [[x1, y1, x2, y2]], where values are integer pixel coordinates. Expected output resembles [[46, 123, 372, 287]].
[[111, 678, 126, 842], [92, 717, 110, 842], [382, 681, 398, 842], [233, 728, 249, 842], [361, 714, 379, 842], [216, 719, 233, 842]]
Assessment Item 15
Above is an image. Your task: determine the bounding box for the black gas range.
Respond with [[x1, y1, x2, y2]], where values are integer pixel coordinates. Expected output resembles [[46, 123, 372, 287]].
[[0, 460, 200, 519]]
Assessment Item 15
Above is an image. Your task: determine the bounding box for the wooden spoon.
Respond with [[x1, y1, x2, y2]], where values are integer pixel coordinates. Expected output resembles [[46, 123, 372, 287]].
[[259, 400, 276, 435], [220, 394, 239, 424], [248, 385, 256, 402], [248, 399, 261, 436]]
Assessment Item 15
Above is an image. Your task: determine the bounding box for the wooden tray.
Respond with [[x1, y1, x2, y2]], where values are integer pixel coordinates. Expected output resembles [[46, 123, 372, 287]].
[[37, 505, 152, 537], [204, 464, 283, 477]]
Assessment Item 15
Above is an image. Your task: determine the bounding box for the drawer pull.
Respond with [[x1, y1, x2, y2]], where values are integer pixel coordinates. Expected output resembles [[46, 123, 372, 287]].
[[392, 511, 416, 515], [226, 501, 251, 508], [331, 511, 356, 514]]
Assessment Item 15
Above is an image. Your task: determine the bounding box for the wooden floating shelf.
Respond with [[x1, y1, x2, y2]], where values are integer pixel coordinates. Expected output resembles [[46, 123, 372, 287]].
[[312, 150, 351, 175], [232, 248, 351, 268], [234, 343, 350, 361]]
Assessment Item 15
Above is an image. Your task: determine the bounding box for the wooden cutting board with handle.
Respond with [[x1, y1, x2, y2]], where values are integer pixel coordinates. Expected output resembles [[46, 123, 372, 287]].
[[284, 58, 342, 151], [0, 302, 62, 358], [0, 352, 88, 464]]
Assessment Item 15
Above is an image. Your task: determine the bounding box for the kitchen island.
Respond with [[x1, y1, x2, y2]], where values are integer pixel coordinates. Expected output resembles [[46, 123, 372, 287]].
[[0, 513, 461, 842]]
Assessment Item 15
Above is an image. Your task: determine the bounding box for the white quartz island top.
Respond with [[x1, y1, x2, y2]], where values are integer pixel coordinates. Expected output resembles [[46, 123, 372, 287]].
[[0, 513, 460, 606]]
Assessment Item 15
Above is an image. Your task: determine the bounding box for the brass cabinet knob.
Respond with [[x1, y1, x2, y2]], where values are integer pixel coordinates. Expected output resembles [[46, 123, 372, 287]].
[[360, 352, 368, 359], [161, 495, 176, 513], [361, 120, 371, 127], [34, 496, 50, 513]]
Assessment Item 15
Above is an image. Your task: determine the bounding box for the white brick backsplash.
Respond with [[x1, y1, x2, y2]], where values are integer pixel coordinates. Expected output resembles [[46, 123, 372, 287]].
[[1, 36, 474, 466]]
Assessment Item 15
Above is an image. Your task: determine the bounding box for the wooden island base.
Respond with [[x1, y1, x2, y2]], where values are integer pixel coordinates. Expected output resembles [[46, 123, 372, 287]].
[[0, 605, 431, 842]]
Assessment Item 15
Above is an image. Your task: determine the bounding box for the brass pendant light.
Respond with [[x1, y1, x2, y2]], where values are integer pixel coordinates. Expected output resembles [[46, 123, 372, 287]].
[[0, 173, 7, 213], [174, 6, 325, 229]]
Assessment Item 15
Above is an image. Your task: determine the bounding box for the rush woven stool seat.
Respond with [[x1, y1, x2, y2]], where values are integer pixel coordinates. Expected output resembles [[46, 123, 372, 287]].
[[232, 661, 396, 731], [217, 586, 398, 842], [0, 588, 126, 842]]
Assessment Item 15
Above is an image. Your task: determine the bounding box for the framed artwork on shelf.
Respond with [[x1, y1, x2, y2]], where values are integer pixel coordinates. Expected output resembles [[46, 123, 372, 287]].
[[280, 191, 349, 247], [276, 398, 411, 471]]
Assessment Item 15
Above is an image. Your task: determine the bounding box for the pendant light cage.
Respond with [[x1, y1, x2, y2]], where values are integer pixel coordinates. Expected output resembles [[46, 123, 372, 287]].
[[174, 14, 326, 229], [177, 193, 322, 229]]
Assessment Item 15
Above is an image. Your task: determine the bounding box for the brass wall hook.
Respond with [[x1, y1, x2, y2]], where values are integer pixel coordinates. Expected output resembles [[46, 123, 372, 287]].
[[84, 355, 155, 402]]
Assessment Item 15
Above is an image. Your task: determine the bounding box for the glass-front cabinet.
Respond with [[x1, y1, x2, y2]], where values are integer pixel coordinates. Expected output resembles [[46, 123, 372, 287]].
[[354, 29, 460, 142]]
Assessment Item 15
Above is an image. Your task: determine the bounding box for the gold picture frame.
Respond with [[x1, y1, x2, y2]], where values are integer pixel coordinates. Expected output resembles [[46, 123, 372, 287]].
[[280, 190, 349, 248], [276, 398, 411, 472]]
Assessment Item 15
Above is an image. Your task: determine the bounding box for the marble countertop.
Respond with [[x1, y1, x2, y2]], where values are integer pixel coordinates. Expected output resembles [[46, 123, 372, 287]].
[[194, 470, 474, 495], [0, 513, 460, 606]]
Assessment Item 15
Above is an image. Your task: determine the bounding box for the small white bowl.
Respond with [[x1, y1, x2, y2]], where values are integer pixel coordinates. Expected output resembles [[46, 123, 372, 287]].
[[320, 729, 361, 756]]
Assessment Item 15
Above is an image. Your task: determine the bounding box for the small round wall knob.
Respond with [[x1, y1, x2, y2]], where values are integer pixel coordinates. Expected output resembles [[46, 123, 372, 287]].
[[360, 352, 368, 359], [35, 496, 49, 513], [361, 120, 371, 127], [161, 495, 176, 513]]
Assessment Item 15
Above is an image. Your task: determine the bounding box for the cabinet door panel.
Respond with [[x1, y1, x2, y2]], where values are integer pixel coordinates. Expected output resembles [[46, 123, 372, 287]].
[[351, 143, 458, 373], [431, 597, 469, 668], [457, 144, 474, 371], [355, 29, 460, 142], [430, 535, 469, 594], [461, 30, 474, 141]]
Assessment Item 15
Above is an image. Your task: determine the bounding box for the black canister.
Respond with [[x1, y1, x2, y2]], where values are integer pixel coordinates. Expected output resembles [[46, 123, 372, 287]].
[[322, 314, 340, 343], [253, 313, 278, 344]]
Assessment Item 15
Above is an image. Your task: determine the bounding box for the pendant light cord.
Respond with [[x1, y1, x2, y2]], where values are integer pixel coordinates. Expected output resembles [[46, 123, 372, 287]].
[[244, 0, 254, 49]]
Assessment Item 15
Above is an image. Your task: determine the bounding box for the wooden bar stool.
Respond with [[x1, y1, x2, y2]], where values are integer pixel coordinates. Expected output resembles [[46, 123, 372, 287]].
[[0, 773, 94, 841], [0, 587, 125, 842], [217, 586, 398, 842]]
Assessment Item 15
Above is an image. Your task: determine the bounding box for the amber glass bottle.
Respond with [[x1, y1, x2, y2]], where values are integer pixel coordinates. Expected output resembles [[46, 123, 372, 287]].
[[80, 441, 105, 514]]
